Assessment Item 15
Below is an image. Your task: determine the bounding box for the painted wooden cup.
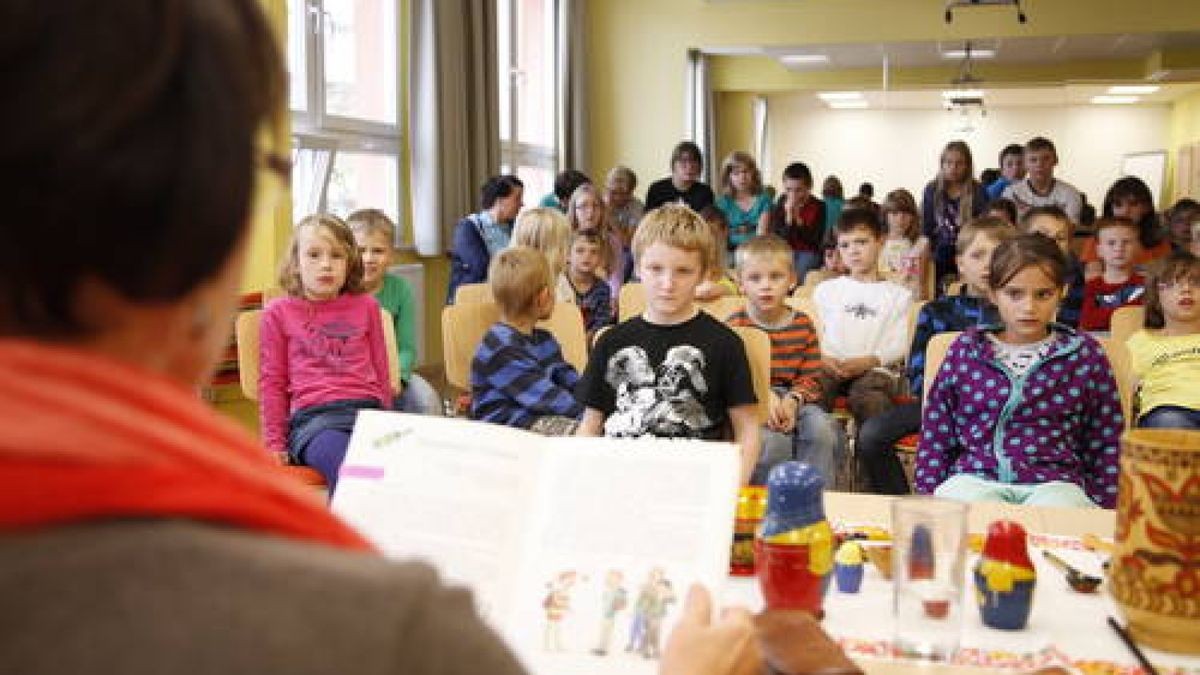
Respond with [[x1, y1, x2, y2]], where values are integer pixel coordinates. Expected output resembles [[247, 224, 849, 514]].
[[1108, 429, 1200, 654]]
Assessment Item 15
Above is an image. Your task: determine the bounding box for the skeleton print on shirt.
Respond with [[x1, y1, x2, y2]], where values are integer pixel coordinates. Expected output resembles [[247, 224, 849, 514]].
[[603, 344, 713, 437]]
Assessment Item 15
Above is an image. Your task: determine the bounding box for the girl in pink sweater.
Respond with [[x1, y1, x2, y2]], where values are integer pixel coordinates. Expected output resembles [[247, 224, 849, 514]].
[[259, 215, 392, 490]]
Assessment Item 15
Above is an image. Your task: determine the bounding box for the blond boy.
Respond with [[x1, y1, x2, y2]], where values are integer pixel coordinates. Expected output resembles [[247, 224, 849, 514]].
[[812, 209, 912, 426], [470, 247, 582, 435], [1079, 217, 1145, 331], [727, 236, 845, 485], [576, 204, 759, 483]]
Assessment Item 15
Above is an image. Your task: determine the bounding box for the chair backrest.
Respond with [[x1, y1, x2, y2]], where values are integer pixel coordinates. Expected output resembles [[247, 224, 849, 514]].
[[1096, 336, 1135, 429], [788, 295, 821, 336], [922, 331, 960, 400], [235, 307, 400, 403], [441, 301, 589, 392], [729, 326, 772, 424], [618, 283, 646, 322], [699, 295, 744, 321], [906, 301, 926, 370], [454, 282, 493, 305], [1109, 305, 1146, 351]]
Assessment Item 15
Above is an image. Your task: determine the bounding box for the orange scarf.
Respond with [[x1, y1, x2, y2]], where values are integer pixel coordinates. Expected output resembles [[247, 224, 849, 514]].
[[0, 341, 372, 551]]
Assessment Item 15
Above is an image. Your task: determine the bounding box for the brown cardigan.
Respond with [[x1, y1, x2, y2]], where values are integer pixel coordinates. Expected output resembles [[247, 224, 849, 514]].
[[0, 520, 528, 675]]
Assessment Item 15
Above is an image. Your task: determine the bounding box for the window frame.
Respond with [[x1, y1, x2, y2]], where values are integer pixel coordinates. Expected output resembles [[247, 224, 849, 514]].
[[289, 0, 406, 240], [497, 0, 561, 193]]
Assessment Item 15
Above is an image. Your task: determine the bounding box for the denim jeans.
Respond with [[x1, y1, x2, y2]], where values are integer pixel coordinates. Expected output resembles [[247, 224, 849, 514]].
[[1137, 405, 1200, 430], [751, 402, 847, 488]]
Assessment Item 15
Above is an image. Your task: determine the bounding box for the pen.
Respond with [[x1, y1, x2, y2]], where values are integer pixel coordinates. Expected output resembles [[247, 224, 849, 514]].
[[1106, 616, 1158, 675]]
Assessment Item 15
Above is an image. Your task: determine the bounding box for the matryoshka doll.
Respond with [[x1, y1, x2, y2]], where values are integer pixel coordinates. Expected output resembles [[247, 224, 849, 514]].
[[973, 520, 1037, 630], [755, 462, 833, 615]]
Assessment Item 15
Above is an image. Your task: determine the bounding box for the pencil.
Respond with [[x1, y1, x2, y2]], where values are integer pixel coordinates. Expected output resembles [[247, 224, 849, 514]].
[[1106, 616, 1158, 675]]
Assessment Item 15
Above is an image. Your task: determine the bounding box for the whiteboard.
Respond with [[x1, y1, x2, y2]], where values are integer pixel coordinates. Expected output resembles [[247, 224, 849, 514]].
[[1120, 151, 1167, 208]]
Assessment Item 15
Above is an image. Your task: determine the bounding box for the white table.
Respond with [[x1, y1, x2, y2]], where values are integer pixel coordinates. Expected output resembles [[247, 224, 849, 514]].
[[724, 492, 1199, 675]]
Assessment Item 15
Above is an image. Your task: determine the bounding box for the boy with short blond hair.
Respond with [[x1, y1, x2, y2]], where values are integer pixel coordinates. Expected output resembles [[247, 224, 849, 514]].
[[727, 235, 845, 486], [471, 247, 582, 435], [1080, 217, 1145, 331], [856, 217, 1017, 494], [812, 209, 912, 426], [576, 204, 759, 483]]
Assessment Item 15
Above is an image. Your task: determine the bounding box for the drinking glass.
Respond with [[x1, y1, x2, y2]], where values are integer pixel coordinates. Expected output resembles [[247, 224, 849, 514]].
[[891, 497, 968, 661]]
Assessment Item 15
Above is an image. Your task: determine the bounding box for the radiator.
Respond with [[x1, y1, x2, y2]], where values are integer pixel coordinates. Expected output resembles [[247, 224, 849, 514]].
[[388, 263, 426, 366]]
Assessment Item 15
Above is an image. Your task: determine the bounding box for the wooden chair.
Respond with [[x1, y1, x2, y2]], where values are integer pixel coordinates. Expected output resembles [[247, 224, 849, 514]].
[[453, 282, 493, 305], [730, 326, 772, 425], [699, 295, 744, 321], [441, 301, 589, 393], [618, 283, 646, 322], [1109, 305, 1146, 350], [1096, 336, 1135, 429], [234, 307, 401, 487]]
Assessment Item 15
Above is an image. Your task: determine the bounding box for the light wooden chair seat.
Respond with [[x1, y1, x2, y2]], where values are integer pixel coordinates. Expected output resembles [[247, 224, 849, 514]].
[[441, 301, 588, 393]]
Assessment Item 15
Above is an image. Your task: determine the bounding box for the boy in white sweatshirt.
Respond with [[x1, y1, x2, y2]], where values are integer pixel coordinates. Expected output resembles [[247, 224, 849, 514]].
[[812, 207, 913, 427]]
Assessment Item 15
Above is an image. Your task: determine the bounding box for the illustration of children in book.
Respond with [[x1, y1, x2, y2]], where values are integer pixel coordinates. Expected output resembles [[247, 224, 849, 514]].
[[542, 570, 576, 652], [641, 575, 676, 659], [625, 567, 673, 657], [590, 569, 628, 656]]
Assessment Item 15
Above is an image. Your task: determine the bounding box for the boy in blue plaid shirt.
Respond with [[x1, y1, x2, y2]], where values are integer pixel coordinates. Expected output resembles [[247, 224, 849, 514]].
[[565, 229, 614, 336], [855, 217, 1015, 494], [471, 247, 583, 435]]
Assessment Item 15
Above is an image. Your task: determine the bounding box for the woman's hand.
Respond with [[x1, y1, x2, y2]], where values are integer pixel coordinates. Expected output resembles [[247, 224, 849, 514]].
[[754, 610, 863, 675]]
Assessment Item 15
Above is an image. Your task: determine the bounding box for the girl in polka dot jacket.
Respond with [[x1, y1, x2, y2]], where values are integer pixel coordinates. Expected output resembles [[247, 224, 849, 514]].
[[915, 233, 1123, 508]]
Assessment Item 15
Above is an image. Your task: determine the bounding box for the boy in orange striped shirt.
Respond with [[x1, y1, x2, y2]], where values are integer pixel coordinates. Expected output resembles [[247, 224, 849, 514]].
[[727, 235, 846, 485]]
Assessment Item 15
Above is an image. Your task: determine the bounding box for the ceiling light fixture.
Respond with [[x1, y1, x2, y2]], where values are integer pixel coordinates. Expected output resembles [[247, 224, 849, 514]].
[[943, 89, 984, 99], [1092, 95, 1139, 105], [829, 100, 868, 109], [1107, 85, 1159, 95], [942, 49, 995, 59], [780, 54, 830, 66], [817, 91, 862, 101]]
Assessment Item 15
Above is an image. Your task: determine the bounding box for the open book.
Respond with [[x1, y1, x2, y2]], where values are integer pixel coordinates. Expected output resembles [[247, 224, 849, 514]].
[[331, 411, 741, 675]]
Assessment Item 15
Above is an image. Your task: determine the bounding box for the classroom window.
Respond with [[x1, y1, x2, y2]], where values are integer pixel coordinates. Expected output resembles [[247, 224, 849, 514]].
[[287, 0, 403, 236], [498, 0, 559, 203]]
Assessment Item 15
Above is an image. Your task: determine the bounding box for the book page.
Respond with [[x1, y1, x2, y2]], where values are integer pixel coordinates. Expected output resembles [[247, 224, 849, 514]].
[[330, 411, 543, 623], [504, 438, 740, 675]]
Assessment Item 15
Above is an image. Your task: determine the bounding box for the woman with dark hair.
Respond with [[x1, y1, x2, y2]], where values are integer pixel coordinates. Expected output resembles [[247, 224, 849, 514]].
[[0, 1, 523, 672], [0, 3, 829, 674], [1078, 175, 1171, 279], [446, 174, 525, 302]]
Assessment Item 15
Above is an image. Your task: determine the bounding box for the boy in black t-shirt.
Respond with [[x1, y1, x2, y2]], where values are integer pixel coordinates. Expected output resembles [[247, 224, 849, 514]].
[[575, 204, 759, 483]]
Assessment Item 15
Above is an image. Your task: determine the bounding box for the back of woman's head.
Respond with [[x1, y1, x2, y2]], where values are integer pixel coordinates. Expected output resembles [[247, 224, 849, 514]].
[[512, 207, 572, 275], [0, 0, 284, 337]]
